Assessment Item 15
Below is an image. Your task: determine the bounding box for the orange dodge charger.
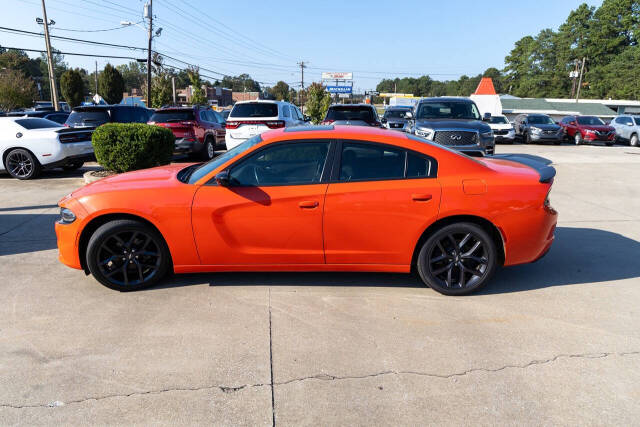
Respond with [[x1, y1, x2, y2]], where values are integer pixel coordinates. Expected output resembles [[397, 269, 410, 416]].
[[56, 125, 557, 295]]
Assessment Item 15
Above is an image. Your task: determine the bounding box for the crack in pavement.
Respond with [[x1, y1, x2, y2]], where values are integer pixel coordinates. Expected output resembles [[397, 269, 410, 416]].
[[1, 351, 637, 410]]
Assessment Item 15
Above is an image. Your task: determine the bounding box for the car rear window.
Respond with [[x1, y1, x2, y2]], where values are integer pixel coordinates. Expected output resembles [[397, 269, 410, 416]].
[[326, 106, 375, 121], [384, 109, 410, 119], [230, 103, 279, 118], [14, 118, 61, 129], [66, 109, 110, 126], [111, 107, 150, 123], [150, 110, 196, 122]]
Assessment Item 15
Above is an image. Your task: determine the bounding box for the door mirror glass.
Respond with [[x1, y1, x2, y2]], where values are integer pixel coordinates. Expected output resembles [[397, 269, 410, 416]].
[[482, 112, 492, 121], [215, 170, 231, 187]]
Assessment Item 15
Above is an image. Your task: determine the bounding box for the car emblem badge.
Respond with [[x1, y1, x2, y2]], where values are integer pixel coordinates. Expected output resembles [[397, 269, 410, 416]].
[[450, 134, 462, 140], [16, 132, 22, 138]]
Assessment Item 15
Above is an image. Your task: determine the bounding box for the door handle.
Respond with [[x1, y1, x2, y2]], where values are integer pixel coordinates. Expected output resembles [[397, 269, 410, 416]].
[[298, 200, 319, 209], [412, 193, 432, 202]]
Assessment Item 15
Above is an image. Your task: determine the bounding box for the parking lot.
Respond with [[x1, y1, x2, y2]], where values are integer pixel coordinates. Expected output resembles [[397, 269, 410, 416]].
[[1, 142, 639, 425]]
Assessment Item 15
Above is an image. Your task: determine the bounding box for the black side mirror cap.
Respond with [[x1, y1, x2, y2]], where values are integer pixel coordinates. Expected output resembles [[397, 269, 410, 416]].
[[215, 170, 231, 187], [482, 112, 492, 122]]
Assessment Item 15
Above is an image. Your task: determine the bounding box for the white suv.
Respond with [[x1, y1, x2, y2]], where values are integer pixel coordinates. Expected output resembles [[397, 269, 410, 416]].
[[611, 115, 640, 147], [224, 100, 309, 150]]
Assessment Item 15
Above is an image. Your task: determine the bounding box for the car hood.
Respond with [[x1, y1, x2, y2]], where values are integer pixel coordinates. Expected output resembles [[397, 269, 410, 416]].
[[72, 163, 190, 198], [415, 119, 491, 132], [579, 124, 614, 132], [528, 123, 561, 131]]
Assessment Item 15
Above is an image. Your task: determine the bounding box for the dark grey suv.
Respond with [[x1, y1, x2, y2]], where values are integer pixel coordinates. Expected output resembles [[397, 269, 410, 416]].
[[381, 106, 412, 131], [405, 97, 495, 155]]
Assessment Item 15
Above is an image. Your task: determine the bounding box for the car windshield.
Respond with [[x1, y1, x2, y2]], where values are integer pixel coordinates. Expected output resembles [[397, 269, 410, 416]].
[[489, 116, 509, 124], [416, 101, 481, 120], [187, 134, 264, 184], [230, 103, 278, 118], [528, 115, 555, 125], [66, 109, 110, 126], [326, 106, 375, 121], [384, 109, 410, 119], [14, 118, 61, 129], [576, 116, 605, 125], [150, 110, 195, 122]]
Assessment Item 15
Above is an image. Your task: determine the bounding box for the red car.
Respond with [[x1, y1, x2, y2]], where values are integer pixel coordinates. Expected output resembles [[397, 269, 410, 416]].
[[149, 106, 226, 160], [559, 115, 616, 146], [56, 126, 557, 296]]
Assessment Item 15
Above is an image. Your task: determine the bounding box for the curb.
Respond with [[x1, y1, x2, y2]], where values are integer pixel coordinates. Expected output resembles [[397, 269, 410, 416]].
[[83, 170, 114, 184]]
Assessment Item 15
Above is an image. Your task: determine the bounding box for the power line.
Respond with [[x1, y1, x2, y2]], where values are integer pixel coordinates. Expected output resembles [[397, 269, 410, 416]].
[[1, 46, 145, 60], [0, 26, 147, 51], [53, 21, 143, 33]]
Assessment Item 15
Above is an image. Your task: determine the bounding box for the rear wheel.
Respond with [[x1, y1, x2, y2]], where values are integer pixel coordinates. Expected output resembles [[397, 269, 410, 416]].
[[5, 148, 40, 180], [631, 134, 639, 147], [574, 133, 583, 145], [523, 132, 530, 144], [416, 223, 498, 296], [86, 219, 170, 291], [201, 137, 215, 160]]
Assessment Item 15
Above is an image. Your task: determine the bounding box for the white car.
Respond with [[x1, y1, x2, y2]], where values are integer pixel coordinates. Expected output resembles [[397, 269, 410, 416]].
[[0, 117, 94, 179], [610, 115, 640, 146], [487, 115, 516, 143], [224, 100, 309, 150]]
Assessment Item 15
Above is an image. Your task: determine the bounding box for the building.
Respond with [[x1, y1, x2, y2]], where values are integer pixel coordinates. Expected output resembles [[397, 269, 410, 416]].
[[232, 91, 262, 103], [177, 85, 233, 107], [500, 97, 617, 121]]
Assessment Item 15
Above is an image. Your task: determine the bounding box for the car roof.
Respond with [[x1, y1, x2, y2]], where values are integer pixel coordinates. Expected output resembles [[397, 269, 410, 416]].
[[385, 106, 412, 110], [266, 124, 408, 140], [73, 105, 148, 111], [234, 100, 284, 105], [417, 97, 472, 103], [328, 104, 375, 108]]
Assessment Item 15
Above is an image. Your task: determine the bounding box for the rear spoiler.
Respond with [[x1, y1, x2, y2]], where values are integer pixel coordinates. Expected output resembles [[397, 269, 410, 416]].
[[491, 154, 556, 183]]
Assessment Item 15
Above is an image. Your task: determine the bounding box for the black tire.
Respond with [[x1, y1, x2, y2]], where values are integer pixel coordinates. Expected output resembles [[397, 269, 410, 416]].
[[416, 223, 498, 296], [4, 148, 41, 180], [86, 219, 171, 291], [62, 161, 84, 171], [201, 136, 215, 160], [574, 133, 583, 145], [631, 134, 639, 147], [523, 132, 530, 144], [605, 141, 614, 147]]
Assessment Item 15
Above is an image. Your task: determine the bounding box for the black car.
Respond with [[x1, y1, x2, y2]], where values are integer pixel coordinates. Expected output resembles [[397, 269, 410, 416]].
[[405, 97, 495, 155], [321, 104, 382, 127], [65, 105, 153, 128], [513, 114, 564, 144], [381, 106, 413, 131], [7, 110, 70, 124]]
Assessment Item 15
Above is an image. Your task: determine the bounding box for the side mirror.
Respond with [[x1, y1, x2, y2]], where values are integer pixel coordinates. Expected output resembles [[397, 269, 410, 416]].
[[381, 117, 387, 123], [570, 121, 577, 125], [405, 111, 413, 119], [215, 170, 231, 187], [482, 112, 492, 121], [304, 115, 311, 122]]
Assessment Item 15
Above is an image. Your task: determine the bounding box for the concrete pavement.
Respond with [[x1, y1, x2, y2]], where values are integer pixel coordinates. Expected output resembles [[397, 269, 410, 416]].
[[0, 143, 639, 425]]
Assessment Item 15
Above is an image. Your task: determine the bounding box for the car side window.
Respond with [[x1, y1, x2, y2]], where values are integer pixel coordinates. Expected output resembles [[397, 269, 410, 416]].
[[339, 142, 405, 181], [283, 105, 290, 118], [200, 110, 208, 122], [406, 152, 433, 178], [212, 111, 224, 123], [229, 142, 330, 186], [624, 117, 634, 125]]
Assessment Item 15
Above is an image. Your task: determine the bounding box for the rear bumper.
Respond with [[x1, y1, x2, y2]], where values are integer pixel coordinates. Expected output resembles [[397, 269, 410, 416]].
[[504, 205, 558, 266], [175, 138, 204, 153], [43, 153, 95, 170]]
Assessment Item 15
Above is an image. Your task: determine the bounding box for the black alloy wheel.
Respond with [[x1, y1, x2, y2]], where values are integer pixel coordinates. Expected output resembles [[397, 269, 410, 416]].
[[86, 220, 170, 291], [417, 223, 497, 295], [5, 148, 40, 180]]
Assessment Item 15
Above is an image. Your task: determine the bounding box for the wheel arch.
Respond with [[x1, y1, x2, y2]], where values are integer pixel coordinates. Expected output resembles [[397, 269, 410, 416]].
[[78, 212, 173, 273], [411, 215, 506, 270], [2, 146, 40, 168]]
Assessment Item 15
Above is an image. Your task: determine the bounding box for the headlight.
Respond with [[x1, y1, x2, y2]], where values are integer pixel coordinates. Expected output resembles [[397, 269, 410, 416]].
[[481, 130, 494, 138], [58, 207, 76, 224], [415, 127, 435, 139], [507, 129, 515, 136], [531, 127, 542, 134]]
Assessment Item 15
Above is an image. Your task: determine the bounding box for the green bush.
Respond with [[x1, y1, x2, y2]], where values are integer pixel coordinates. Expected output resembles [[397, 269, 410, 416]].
[[92, 123, 175, 173]]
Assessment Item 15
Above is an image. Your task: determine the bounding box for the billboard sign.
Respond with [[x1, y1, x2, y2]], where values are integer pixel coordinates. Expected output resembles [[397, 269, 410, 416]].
[[327, 85, 353, 94], [322, 72, 353, 80]]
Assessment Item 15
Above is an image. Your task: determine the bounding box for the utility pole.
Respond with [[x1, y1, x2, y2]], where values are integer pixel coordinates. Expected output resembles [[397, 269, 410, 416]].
[[171, 76, 176, 105], [575, 57, 586, 103], [569, 59, 579, 98], [297, 61, 306, 112], [94, 60, 98, 95], [145, 0, 153, 108], [40, 0, 59, 111]]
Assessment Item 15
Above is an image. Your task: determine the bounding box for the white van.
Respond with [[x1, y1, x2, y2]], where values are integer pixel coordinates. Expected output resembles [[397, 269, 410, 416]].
[[224, 100, 309, 149]]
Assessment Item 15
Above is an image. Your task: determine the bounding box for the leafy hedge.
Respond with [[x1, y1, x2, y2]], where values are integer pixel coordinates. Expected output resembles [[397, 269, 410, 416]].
[[92, 123, 175, 173]]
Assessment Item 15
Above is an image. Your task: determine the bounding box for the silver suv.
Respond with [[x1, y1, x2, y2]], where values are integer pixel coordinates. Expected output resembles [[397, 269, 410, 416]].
[[611, 115, 640, 146]]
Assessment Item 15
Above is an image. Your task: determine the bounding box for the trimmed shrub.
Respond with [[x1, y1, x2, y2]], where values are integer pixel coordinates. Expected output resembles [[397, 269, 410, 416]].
[[92, 123, 175, 173]]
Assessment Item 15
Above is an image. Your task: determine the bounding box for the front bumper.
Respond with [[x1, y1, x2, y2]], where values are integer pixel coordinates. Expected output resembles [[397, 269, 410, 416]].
[[584, 133, 615, 142], [55, 198, 88, 270], [530, 132, 564, 142]]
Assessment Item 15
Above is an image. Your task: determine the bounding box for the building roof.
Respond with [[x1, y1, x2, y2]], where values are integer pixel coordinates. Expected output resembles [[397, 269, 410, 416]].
[[501, 98, 616, 117]]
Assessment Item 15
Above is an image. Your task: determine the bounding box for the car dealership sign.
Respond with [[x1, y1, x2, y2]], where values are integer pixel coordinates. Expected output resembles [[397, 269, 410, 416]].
[[322, 72, 353, 80]]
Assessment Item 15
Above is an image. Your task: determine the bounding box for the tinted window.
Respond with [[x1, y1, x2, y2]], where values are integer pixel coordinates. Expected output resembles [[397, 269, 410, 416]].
[[528, 115, 555, 125], [230, 142, 329, 186], [489, 116, 509, 124], [293, 107, 303, 120], [576, 116, 605, 125], [384, 109, 410, 119], [150, 109, 195, 122], [634, 117, 640, 126], [283, 105, 290, 118], [212, 111, 224, 123], [406, 152, 433, 178], [230, 103, 278, 118], [66, 109, 110, 126], [15, 118, 61, 129], [326, 106, 375, 122], [188, 135, 263, 184], [416, 101, 480, 120], [44, 114, 69, 124], [112, 107, 149, 123], [340, 142, 404, 181]]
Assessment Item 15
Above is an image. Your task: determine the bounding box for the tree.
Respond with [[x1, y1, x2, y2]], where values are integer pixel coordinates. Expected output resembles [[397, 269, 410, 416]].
[[220, 74, 260, 92], [187, 66, 207, 105], [305, 83, 331, 124], [98, 63, 125, 104], [39, 50, 67, 101], [151, 71, 173, 108], [116, 61, 146, 93], [0, 69, 38, 111], [269, 81, 290, 101], [59, 68, 85, 107]]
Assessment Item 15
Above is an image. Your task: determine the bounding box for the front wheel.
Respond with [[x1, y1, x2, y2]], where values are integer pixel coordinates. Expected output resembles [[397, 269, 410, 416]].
[[631, 134, 639, 147], [523, 132, 530, 144], [416, 223, 498, 295], [574, 133, 584, 145], [86, 219, 171, 291], [5, 148, 41, 180]]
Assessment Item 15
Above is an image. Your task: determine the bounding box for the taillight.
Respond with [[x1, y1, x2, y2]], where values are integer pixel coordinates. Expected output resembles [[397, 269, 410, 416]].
[[321, 120, 334, 125], [265, 120, 285, 129], [226, 121, 240, 129]]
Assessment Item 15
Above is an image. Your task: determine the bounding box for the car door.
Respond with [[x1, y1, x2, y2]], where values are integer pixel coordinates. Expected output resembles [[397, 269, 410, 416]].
[[191, 140, 333, 265], [620, 116, 633, 139], [323, 140, 441, 265], [565, 116, 578, 137], [210, 110, 226, 143]]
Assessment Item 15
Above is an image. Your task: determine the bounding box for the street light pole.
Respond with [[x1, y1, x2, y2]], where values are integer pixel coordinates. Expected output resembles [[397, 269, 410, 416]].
[[575, 57, 586, 103], [40, 0, 59, 111], [146, 0, 153, 108]]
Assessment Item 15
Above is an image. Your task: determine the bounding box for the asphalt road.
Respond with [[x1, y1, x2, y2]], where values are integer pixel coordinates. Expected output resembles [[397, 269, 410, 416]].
[[1, 143, 639, 425]]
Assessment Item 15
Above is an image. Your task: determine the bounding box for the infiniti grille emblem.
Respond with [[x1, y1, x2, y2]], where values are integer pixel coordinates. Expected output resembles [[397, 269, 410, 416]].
[[450, 134, 462, 140]]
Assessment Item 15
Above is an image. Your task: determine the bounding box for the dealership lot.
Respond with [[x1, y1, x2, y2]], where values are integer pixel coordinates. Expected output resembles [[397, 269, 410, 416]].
[[1, 144, 639, 425]]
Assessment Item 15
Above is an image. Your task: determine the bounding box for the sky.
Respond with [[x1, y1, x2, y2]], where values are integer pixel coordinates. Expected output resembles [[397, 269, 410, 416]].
[[0, 0, 602, 91]]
